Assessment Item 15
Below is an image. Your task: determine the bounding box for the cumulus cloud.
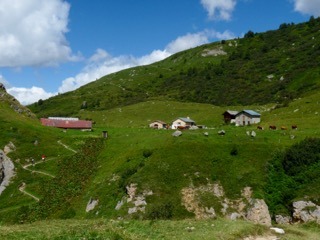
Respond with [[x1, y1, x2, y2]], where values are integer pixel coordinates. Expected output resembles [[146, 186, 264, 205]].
[[292, 0, 320, 16], [0, 0, 78, 67], [200, 0, 237, 20], [58, 30, 235, 93], [166, 32, 209, 53], [7, 86, 56, 105]]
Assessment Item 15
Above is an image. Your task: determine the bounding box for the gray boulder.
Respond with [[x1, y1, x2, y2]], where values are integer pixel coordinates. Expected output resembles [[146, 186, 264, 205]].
[[172, 130, 182, 137], [275, 215, 292, 225], [293, 200, 320, 223], [251, 131, 256, 137], [218, 130, 225, 135], [86, 198, 99, 212], [0, 150, 15, 195], [246, 199, 272, 226]]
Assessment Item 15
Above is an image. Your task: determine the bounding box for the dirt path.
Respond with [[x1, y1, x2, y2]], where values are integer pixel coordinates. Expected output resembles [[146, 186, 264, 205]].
[[19, 158, 55, 201], [23, 158, 55, 178], [18, 182, 40, 202], [57, 140, 77, 153], [18, 141, 75, 202], [23, 165, 55, 178]]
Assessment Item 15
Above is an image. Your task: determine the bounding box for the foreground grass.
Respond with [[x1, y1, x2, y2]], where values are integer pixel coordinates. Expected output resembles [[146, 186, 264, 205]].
[[1, 219, 320, 240]]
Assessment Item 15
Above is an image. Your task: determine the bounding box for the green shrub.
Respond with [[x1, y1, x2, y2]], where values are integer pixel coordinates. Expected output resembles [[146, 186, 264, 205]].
[[265, 138, 320, 216], [230, 145, 238, 156], [142, 149, 153, 158], [145, 202, 173, 220]]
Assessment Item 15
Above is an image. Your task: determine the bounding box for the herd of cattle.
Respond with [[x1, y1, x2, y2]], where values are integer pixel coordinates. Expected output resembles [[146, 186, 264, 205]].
[[257, 125, 298, 130]]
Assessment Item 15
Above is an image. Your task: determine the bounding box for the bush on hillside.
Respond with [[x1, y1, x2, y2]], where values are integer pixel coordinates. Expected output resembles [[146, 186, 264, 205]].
[[265, 138, 320, 216], [282, 138, 320, 176]]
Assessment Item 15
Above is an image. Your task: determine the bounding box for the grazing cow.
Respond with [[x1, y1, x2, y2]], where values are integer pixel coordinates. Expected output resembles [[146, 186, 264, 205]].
[[257, 126, 264, 130], [281, 126, 287, 130], [177, 126, 190, 130], [292, 125, 298, 130], [269, 125, 276, 130]]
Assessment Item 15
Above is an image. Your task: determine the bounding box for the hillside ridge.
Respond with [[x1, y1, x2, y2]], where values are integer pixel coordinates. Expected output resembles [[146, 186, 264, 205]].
[[28, 17, 320, 117]]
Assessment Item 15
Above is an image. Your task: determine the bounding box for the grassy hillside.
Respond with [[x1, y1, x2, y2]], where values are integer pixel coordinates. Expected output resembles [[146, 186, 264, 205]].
[[29, 17, 320, 117], [3, 90, 319, 224], [0, 89, 99, 222]]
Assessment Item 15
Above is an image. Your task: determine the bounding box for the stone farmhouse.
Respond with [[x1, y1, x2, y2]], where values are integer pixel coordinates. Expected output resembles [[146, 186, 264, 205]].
[[235, 110, 261, 126], [149, 120, 168, 129], [171, 117, 196, 129]]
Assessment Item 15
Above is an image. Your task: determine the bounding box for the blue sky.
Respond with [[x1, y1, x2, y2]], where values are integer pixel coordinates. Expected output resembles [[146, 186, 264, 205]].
[[0, 0, 319, 105]]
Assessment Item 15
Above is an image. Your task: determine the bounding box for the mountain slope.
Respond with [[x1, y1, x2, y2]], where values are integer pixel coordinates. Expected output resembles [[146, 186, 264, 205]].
[[29, 17, 320, 117], [0, 87, 95, 221]]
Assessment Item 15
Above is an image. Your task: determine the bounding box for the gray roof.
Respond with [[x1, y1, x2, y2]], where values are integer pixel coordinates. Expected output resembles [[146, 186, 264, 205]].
[[238, 110, 261, 117], [177, 117, 195, 123], [224, 110, 239, 115], [152, 120, 167, 124]]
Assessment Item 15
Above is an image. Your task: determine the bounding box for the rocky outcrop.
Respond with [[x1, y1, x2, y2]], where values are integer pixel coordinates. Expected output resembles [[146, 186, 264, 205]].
[[246, 199, 272, 226], [0, 149, 16, 195], [292, 200, 320, 223], [115, 183, 153, 215], [181, 187, 216, 219], [201, 47, 227, 57], [4, 142, 16, 154], [181, 183, 272, 226], [86, 198, 99, 212], [275, 215, 292, 225]]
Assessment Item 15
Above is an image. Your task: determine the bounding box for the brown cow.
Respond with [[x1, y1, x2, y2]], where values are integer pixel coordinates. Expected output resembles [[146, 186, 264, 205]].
[[281, 126, 287, 130], [292, 125, 298, 130], [257, 126, 264, 130], [177, 126, 190, 130], [269, 125, 276, 130]]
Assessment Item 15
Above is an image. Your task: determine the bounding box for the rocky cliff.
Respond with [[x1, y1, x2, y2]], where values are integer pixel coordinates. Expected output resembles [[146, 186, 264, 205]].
[[0, 144, 16, 195]]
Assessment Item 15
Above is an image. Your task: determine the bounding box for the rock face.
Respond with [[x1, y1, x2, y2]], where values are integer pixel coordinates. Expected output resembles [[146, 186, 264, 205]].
[[246, 199, 272, 226], [181, 187, 216, 219], [115, 183, 153, 215], [0, 149, 16, 195], [181, 183, 272, 226], [275, 215, 292, 225], [4, 142, 16, 154], [292, 200, 320, 223], [86, 198, 99, 212]]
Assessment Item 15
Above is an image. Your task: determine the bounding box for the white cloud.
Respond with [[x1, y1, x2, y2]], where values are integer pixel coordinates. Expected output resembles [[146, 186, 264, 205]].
[[292, 0, 320, 16], [0, 0, 78, 67], [7, 86, 56, 105], [200, 0, 237, 20], [58, 51, 136, 93], [166, 32, 210, 53], [58, 30, 235, 94]]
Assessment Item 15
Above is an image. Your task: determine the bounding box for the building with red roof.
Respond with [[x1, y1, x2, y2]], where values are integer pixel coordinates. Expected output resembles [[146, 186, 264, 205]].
[[40, 117, 92, 130]]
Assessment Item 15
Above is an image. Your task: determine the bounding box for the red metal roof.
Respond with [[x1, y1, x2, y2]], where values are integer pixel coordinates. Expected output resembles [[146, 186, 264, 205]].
[[40, 118, 92, 129]]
